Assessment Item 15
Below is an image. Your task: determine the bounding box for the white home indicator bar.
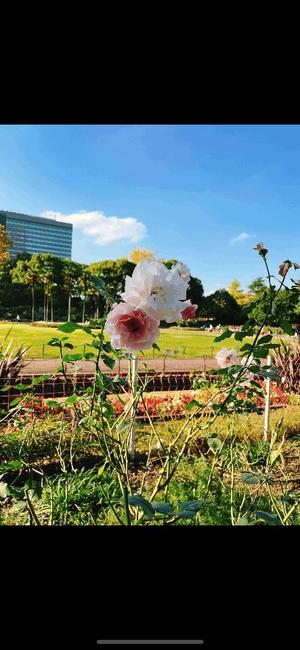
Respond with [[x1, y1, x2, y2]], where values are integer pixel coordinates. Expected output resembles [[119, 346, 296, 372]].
[[97, 641, 204, 645]]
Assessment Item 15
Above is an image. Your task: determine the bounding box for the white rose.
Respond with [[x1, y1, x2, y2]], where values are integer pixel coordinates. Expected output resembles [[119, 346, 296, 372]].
[[215, 347, 239, 369], [121, 259, 188, 323], [171, 262, 191, 283]]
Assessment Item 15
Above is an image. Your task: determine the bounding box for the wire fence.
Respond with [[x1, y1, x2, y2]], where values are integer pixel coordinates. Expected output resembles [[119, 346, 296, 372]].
[[0, 371, 207, 411], [0, 371, 286, 422]]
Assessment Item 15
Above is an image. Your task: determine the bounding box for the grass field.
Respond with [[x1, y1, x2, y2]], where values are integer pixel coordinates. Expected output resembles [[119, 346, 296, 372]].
[[0, 322, 254, 359]]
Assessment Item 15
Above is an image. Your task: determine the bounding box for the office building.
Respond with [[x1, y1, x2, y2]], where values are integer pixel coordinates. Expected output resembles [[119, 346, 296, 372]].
[[0, 210, 72, 259]]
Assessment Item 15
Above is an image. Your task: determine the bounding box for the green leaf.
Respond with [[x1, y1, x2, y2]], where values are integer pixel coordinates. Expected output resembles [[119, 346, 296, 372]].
[[65, 395, 78, 405], [214, 330, 233, 342], [102, 342, 113, 353], [62, 354, 84, 362], [257, 335, 273, 346], [241, 472, 262, 485], [97, 463, 107, 477], [280, 320, 294, 335], [253, 348, 269, 359], [58, 321, 83, 333], [179, 500, 204, 512], [152, 342, 160, 351], [250, 380, 264, 390], [83, 352, 95, 360], [31, 375, 51, 386], [257, 369, 279, 380], [46, 399, 61, 408], [236, 517, 250, 526], [0, 460, 22, 472], [254, 511, 282, 526], [0, 482, 10, 498], [101, 354, 115, 370], [47, 337, 61, 347], [234, 331, 248, 341], [63, 342, 74, 349], [152, 502, 174, 515], [186, 399, 202, 410], [10, 397, 21, 407], [116, 421, 129, 434], [240, 343, 253, 352], [208, 437, 222, 453], [128, 495, 155, 518], [177, 510, 197, 519]]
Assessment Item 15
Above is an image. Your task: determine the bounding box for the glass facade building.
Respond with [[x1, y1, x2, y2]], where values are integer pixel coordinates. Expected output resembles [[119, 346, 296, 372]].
[[0, 210, 72, 259]]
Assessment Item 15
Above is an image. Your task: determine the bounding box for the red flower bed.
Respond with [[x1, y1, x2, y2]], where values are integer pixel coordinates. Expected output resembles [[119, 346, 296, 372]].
[[110, 380, 288, 420], [236, 380, 287, 408], [20, 399, 65, 419]]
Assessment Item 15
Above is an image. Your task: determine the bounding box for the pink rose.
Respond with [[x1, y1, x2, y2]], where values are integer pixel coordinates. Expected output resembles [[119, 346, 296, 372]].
[[104, 302, 160, 352], [181, 300, 197, 320]]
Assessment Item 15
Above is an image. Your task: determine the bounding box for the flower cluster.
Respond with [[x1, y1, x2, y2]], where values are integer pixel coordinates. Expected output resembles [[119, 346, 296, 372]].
[[105, 259, 197, 352], [110, 393, 195, 420], [109, 379, 287, 421], [20, 399, 64, 419]]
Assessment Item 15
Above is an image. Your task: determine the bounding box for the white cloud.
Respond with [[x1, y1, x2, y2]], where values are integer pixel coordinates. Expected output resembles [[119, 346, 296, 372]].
[[230, 232, 250, 245], [41, 210, 147, 246]]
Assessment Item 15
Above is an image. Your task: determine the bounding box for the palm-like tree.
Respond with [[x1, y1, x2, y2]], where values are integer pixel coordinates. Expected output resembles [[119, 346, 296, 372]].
[[62, 260, 82, 321], [11, 259, 40, 323], [78, 267, 95, 323]]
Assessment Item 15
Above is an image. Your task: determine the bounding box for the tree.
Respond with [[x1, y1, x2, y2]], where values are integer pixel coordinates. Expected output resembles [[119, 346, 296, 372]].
[[0, 225, 12, 263], [247, 288, 298, 326], [11, 258, 40, 323], [128, 248, 155, 264], [203, 289, 244, 325], [78, 266, 95, 323], [87, 258, 135, 303], [29, 254, 56, 322], [228, 279, 253, 306], [248, 276, 267, 299], [62, 260, 82, 322]]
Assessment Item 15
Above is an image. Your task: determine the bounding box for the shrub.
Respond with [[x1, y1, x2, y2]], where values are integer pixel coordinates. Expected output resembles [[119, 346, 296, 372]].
[[273, 339, 300, 393]]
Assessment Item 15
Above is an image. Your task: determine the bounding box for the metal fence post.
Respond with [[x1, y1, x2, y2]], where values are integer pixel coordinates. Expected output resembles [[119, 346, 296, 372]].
[[263, 355, 271, 441]]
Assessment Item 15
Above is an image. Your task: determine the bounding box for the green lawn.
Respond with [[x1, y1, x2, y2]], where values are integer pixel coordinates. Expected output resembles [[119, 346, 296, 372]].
[[0, 322, 253, 359]]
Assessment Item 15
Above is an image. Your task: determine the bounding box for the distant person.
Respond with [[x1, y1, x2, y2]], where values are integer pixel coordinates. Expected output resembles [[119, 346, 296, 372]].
[[16, 314, 20, 322], [209, 323, 213, 332]]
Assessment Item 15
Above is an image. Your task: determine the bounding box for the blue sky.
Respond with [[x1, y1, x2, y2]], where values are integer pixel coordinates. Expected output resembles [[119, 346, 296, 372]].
[[0, 124, 299, 295]]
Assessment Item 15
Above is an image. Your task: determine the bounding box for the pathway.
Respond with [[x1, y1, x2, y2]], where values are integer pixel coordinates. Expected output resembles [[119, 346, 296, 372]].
[[21, 357, 219, 375]]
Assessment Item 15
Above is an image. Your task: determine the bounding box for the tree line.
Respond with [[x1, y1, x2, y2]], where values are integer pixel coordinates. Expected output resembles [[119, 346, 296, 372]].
[[0, 247, 299, 327], [0, 252, 205, 324]]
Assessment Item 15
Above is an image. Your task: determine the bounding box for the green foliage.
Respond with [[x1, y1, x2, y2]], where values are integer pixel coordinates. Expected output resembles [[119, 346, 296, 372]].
[[203, 289, 244, 325], [248, 276, 267, 298], [247, 288, 299, 327], [87, 258, 135, 300]]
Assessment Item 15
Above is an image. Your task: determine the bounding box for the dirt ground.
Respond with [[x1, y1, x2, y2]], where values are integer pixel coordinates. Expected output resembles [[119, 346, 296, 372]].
[[21, 357, 219, 375]]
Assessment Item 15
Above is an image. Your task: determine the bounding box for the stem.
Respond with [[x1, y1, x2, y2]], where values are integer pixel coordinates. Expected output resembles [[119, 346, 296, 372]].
[[68, 294, 71, 321], [121, 481, 131, 526], [25, 490, 41, 526], [128, 354, 137, 458], [263, 354, 271, 441], [99, 482, 125, 526], [32, 284, 35, 324], [230, 440, 235, 525]]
